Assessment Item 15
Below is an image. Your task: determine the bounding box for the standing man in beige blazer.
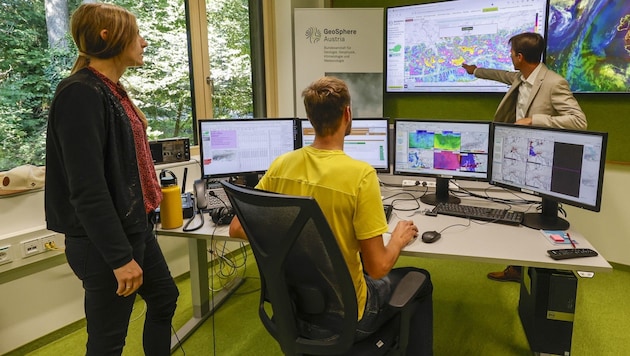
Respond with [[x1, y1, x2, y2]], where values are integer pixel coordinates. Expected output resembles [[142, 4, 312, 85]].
[[463, 32, 586, 129], [462, 32, 587, 282]]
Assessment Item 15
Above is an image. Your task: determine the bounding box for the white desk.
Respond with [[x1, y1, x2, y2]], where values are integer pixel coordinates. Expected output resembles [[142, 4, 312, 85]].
[[161, 186, 612, 354], [384, 186, 612, 355], [388, 194, 612, 273], [157, 219, 246, 353]]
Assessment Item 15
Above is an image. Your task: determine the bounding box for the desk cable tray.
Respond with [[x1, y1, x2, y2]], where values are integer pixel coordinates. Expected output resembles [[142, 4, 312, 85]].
[[432, 202, 524, 225]]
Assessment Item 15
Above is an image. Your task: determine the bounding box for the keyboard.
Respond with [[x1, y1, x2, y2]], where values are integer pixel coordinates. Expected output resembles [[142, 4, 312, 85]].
[[431, 202, 524, 225], [206, 187, 231, 210], [547, 248, 599, 260], [384, 204, 393, 221]]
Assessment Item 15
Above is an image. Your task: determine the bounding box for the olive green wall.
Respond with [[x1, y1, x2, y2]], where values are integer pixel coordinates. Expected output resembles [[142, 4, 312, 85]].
[[332, 0, 630, 163]]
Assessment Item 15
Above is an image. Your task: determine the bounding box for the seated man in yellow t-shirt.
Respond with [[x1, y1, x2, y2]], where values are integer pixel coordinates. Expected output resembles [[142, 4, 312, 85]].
[[229, 76, 434, 355]]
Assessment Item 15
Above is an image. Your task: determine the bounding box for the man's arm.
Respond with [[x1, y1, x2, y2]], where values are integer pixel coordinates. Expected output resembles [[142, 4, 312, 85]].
[[463, 63, 521, 86], [531, 77, 587, 129], [228, 216, 248, 240], [359, 220, 418, 279], [471, 67, 520, 85]]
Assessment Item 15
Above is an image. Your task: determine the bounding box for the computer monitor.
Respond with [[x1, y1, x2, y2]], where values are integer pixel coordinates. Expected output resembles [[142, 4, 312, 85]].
[[385, 0, 549, 93], [546, 0, 630, 93], [490, 123, 608, 230], [394, 119, 491, 205], [198, 118, 298, 184], [299, 118, 391, 173]]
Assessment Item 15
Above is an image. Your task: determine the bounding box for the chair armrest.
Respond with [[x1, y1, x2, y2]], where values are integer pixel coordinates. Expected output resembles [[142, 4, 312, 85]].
[[387, 271, 427, 309]]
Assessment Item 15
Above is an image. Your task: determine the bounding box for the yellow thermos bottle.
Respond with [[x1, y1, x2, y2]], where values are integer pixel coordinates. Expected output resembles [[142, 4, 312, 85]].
[[159, 170, 183, 229]]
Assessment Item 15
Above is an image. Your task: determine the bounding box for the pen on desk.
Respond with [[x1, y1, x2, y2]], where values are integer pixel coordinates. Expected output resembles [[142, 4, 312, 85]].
[[567, 232, 576, 249]]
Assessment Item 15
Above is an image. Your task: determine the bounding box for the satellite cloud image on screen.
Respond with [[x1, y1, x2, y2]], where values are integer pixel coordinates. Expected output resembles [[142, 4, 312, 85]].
[[546, 0, 630, 93]]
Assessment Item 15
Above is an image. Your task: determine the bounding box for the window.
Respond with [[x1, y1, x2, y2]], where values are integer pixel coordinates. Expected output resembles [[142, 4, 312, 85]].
[[0, 0, 254, 172], [207, 0, 254, 119]]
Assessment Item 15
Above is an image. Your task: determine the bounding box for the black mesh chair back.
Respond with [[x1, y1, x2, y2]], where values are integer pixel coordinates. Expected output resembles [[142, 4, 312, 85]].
[[222, 181, 426, 356], [222, 181, 357, 355]]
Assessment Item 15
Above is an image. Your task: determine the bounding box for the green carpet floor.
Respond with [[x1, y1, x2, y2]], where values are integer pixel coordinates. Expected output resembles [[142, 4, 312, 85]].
[[9, 247, 630, 355]]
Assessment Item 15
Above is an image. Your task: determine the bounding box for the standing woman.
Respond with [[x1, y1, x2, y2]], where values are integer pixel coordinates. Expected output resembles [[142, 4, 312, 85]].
[[45, 3, 178, 355]]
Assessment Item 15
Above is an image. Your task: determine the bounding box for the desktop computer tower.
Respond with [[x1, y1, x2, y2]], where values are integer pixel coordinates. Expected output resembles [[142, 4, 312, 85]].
[[519, 267, 577, 355]]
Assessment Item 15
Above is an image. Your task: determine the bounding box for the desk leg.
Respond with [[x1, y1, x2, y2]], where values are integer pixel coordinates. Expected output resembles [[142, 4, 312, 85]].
[[190, 238, 210, 318], [170, 238, 245, 353]]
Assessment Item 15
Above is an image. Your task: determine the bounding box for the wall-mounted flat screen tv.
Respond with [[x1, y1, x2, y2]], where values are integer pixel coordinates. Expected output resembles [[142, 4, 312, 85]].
[[385, 0, 549, 93], [546, 0, 630, 93]]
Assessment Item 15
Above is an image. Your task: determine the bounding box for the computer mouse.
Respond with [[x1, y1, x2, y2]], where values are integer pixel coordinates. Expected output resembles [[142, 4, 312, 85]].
[[421, 230, 441, 243]]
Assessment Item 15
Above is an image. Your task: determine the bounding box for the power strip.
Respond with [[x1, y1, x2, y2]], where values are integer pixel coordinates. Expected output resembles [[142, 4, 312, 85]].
[[401, 180, 459, 190], [401, 180, 436, 188]]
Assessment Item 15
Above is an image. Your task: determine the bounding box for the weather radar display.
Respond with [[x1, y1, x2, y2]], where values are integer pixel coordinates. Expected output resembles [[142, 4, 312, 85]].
[[386, 0, 548, 93]]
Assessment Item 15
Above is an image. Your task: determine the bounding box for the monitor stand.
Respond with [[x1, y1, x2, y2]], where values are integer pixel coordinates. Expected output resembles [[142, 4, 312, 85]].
[[521, 198, 570, 230], [242, 173, 260, 188], [420, 177, 460, 206]]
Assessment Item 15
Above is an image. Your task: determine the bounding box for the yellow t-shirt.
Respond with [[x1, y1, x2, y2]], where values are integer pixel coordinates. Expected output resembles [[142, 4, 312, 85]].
[[256, 146, 389, 320]]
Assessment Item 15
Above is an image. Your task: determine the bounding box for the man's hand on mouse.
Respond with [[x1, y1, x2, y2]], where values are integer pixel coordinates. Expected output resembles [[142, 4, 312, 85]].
[[391, 220, 418, 247]]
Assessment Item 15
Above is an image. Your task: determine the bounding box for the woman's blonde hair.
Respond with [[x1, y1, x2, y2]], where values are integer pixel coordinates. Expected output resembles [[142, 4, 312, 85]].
[[69, 3, 148, 128]]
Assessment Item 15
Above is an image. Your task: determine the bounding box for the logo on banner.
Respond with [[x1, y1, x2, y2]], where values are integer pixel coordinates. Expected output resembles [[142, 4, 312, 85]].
[[305, 27, 321, 43]]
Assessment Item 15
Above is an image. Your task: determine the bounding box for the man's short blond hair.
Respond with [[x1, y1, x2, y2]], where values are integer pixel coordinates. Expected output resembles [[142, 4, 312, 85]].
[[302, 76, 351, 137]]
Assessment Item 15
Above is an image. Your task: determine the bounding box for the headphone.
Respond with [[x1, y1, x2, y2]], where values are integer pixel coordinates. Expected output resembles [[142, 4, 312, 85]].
[[211, 206, 235, 225]]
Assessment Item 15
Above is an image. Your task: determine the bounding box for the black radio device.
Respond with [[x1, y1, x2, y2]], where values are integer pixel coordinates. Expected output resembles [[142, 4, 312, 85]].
[[181, 192, 194, 219], [149, 137, 190, 164]]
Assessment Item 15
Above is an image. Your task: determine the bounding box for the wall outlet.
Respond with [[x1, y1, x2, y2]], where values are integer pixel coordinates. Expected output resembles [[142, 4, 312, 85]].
[[40, 234, 58, 251], [21, 238, 44, 258], [0, 245, 12, 265]]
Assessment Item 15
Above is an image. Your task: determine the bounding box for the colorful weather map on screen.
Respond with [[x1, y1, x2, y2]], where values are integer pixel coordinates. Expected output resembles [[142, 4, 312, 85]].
[[407, 130, 487, 173], [386, 0, 548, 93], [546, 0, 630, 93]]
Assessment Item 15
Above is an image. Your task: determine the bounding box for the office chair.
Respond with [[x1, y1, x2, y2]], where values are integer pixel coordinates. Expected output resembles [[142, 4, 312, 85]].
[[221, 181, 427, 356]]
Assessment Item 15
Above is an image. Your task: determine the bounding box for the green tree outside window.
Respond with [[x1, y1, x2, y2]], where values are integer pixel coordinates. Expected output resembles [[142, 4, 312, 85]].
[[0, 0, 253, 172]]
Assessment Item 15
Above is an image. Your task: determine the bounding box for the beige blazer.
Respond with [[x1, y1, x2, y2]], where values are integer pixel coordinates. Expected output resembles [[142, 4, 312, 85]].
[[475, 64, 587, 130]]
